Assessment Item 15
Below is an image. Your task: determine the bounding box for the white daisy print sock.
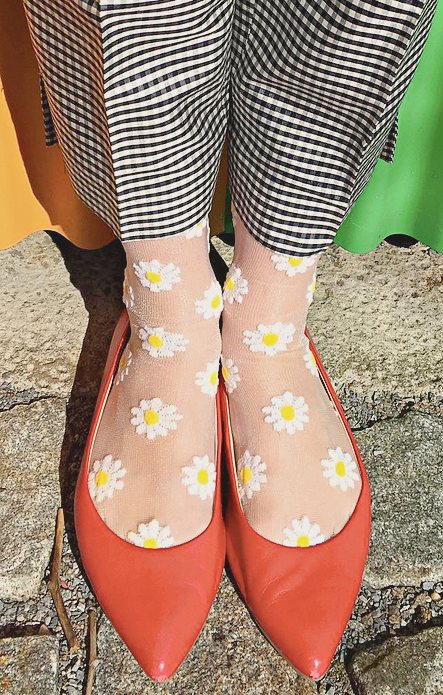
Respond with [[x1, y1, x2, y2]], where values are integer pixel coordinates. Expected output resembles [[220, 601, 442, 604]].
[[221, 203, 362, 546], [88, 216, 222, 547]]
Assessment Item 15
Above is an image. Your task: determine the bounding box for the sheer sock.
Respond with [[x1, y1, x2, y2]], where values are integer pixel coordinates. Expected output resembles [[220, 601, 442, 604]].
[[88, 216, 223, 547], [221, 204, 362, 546]]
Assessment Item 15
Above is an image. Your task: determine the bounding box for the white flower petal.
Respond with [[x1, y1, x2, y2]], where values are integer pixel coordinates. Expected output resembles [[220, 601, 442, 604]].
[[321, 447, 360, 491], [133, 260, 181, 292], [262, 391, 309, 434], [221, 356, 241, 394], [181, 455, 216, 501], [195, 281, 223, 319], [130, 398, 182, 440], [88, 455, 127, 503], [243, 322, 295, 356]]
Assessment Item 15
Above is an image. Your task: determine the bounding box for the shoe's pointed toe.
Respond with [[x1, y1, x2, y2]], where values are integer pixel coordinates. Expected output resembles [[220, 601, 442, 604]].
[[222, 329, 371, 680], [74, 310, 225, 681], [135, 592, 208, 682], [102, 571, 213, 682], [246, 545, 366, 680]]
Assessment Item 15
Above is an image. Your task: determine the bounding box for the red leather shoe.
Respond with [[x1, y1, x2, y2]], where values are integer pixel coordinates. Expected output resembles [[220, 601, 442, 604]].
[[74, 309, 225, 682], [222, 328, 371, 681]]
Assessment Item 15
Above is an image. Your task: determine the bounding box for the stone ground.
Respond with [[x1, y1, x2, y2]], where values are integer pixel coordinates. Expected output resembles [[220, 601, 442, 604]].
[[0, 231, 442, 694]]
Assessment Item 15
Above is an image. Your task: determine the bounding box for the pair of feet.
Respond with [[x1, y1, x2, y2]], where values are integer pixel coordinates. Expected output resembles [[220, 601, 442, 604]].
[[87, 205, 362, 553]]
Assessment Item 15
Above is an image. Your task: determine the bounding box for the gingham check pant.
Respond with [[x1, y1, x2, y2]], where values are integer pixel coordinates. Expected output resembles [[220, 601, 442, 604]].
[[24, 0, 437, 255]]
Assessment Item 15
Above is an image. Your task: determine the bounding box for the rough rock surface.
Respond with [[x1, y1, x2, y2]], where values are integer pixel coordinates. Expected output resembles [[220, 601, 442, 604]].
[[0, 232, 124, 410], [0, 635, 59, 695], [348, 626, 443, 695], [0, 399, 63, 600], [355, 412, 443, 588]]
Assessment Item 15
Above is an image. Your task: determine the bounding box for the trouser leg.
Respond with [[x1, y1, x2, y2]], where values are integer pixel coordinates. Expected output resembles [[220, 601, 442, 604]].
[[22, 0, 235, 240], [228, 0, 438, 255]]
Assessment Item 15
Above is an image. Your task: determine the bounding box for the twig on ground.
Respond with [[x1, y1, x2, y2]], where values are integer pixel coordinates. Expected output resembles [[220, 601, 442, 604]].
[[47, 507, 80, 652], [85, 608, 98, 695]]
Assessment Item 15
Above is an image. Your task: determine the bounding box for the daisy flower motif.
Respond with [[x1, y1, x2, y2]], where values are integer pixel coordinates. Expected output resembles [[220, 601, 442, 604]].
[[133, 259, 181, 292], [271, 253, 317, 277], [114, 348, 132, 385], [221, 356, 241, 394], [130, 398, 182, 440], [181, 455, 216, 501], [195, 360, 220, 397], [262, 391, 309, 434], [243, 322, 295, 356], [237, 450, 267, 500], [283, 515, 325, 547], [321, 447, 360, 491], [223, 264, 249, 304], [195, 281, 223, 319], [122, 276, 134, 308], [306, 273, 317, 304], [127, 519, 175, 549], [184, 216, 208, 239], [88, 455, 127, 503], [302, 335, 318, 376], [138, 325, 189, 358]]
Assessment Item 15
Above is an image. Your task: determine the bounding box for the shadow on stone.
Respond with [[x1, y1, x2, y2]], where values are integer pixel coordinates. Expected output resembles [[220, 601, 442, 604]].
[[48, 232, 125, 575]]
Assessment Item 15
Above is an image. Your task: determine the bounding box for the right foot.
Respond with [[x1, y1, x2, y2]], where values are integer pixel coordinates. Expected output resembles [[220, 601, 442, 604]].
[[88, 216, 223, 547]]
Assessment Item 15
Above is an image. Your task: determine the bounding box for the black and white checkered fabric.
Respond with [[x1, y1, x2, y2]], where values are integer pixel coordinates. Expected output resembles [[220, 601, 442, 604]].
[[23, 0, 437, 255]]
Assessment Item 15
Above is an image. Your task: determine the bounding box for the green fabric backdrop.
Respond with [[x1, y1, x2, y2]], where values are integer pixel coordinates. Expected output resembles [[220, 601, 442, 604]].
[[334, 0, 443, 253]]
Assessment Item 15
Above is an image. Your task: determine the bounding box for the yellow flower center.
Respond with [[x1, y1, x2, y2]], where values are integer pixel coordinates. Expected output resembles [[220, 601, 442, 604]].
[[335, 460, 346, 477], [280, 405, 295, 421], [197, 469, 209, 485], [297, 535, 310, 547], [240, 466, 252, 485], [222, 365, 230, 381], [95, 470, 109, 487], [225, 276, 235, 291], [148, 334, 163, 349], [143, 537, 158, 549], [211, 294, 221, 309], [209, 371, 218, 386], [288, 257, 302, 267], [262, 332, 278, 347], [118, 355, 126, 372], [144, 409, 159, 426], [146, 271, 161, 284]]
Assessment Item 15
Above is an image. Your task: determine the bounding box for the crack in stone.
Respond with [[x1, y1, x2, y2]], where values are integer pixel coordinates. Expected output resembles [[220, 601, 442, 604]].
[[0, 393, 63, 413]]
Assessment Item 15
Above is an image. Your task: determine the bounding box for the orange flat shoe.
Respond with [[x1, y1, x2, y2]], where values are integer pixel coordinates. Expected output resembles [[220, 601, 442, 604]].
[[74, 309, 225, 682], [222, 328, 371, 681]]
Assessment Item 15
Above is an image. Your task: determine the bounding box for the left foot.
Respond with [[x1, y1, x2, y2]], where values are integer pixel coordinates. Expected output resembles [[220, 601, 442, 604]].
[[221, 204, 362, 546]]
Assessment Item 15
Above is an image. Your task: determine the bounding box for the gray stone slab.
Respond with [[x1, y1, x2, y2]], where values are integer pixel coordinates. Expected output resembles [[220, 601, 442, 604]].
[[0, 399, 63, 600], [356, 412, 443, 588], [95, 574, 317, 695], [0, 232, 124, 409], [348, 626, 443, 695], [0, 636, 59, 695]]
